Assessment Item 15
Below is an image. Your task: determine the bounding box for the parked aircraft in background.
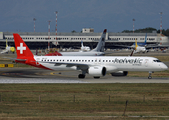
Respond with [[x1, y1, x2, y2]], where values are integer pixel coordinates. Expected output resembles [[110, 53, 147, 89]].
[[0, 39, 15, 54], [117, 33, 159, 53], [45, 29, 106, 56], [12, 33, 168, 79], [80, 40, 90, 51], [131, 33, 158, 48], [133, 39, 147, 54], [130, 39, 147, 56]]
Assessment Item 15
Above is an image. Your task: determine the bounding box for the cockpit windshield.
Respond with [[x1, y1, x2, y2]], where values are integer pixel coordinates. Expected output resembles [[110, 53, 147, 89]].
[[153, 59, 161, 62]]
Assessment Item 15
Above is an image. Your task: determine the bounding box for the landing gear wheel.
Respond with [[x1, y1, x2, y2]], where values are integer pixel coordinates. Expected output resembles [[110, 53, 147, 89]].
[[94, 76, 100, 79], [148, 72, 153, 79], [78, 74, 85, 79]]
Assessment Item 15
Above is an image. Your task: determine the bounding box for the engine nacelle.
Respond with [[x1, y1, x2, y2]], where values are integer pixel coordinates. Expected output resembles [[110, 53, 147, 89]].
[[88, 66, 106, 76], [111, 71, 128, 76]]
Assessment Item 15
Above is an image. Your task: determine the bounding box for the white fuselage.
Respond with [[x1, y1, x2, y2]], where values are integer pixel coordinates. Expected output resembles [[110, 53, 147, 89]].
[[81, 46, 90, 51], [60, 51, 105, 56], [34, 56, 168, 72], [134, 46, 147, 53]]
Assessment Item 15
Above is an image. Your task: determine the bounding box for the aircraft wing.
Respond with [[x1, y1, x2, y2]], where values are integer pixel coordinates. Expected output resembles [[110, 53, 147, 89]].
[[39, 61, 89, 70], [39, 61, 118, 72], [0, 46, 6, 49], [156, 44, 169, 47], [1, 49, 9, 54], [145, 44, 160, 48], [3, 57, 27, 62], [114, 44, 135, 48]]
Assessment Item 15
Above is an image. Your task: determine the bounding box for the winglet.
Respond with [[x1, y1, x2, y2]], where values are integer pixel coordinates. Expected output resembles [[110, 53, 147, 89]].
[[13, 33, 33, 58]]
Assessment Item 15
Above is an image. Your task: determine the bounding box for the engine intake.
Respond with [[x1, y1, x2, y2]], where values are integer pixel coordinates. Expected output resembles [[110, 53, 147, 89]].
[[88, 66, 106, 76]]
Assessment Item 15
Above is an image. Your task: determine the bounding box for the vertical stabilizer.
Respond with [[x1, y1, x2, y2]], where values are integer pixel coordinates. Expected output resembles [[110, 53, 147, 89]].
[[135, 38, 138, 50], [81, 40, 84, 48], [91, 29, 106, 52], [144, 33, 147, 44], [6, 39, 8, 47], [13, 33, 33, 58]]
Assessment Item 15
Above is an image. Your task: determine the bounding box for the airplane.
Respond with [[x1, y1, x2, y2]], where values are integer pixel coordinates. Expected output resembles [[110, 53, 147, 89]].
[[133, 38, 147, 54], [116, 33, 157, 52], [0, 39, 15, 54], [45, 29, 106, 56], [12, 32, 168, 79], [131, 33, 158, 47], [80, 40, 90, 51]]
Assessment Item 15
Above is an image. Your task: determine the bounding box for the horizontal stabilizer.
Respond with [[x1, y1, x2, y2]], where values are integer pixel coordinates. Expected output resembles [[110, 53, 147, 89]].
[[3, 57, 26, 62]]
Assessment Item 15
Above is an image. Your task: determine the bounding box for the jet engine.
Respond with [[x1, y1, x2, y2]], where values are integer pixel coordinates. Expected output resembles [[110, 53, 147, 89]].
[[88, 66, 106, 76], [111, 71, 128, 76], [10, 47, 15, 53]]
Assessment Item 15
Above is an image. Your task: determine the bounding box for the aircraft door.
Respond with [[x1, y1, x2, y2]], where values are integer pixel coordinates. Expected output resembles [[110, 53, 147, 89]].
[[94, 58, 102, 65], [144, 59, 149, 67]]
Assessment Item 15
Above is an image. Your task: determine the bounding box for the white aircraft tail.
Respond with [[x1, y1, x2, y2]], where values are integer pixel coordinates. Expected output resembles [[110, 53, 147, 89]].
[[81, 40, 84, 48], [91, 29, 106, 52]]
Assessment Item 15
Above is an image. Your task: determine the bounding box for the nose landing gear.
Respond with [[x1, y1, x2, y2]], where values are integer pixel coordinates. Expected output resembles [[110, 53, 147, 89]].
[[148, 71, 154, 79]]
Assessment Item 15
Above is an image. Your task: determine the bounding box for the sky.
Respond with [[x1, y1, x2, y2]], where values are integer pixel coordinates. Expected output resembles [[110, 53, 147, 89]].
[[0, 0, 169, 33]]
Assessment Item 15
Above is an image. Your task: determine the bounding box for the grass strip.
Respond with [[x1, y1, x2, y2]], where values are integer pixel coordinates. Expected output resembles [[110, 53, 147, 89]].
[[0, 83, 169, 119]]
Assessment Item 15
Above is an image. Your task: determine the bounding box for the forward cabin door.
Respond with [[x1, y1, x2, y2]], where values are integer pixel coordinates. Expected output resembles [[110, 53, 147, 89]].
[[144, 59, 149, 67]]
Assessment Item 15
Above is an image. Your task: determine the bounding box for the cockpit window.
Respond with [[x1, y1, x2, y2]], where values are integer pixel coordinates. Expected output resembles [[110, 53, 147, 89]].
[[153, 60, 161, 62]]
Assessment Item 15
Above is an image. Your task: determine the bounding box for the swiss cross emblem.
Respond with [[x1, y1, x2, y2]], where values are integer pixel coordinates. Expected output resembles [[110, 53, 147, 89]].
[[17, 43, 26, 54]]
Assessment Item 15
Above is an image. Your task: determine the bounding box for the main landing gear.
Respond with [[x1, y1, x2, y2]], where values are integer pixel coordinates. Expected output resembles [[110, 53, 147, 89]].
[[78, 74, 101, 79], [78, 74, 85, 79], [78, 70, 101, 79], [148, 71, 154, 79]]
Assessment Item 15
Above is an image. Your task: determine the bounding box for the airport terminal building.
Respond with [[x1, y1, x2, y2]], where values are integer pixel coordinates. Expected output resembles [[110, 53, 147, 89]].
[[0, 28, 169, 49]]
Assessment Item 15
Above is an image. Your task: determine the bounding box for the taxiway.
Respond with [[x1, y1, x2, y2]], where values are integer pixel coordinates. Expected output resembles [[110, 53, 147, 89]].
[[0, 68, 168, 83]]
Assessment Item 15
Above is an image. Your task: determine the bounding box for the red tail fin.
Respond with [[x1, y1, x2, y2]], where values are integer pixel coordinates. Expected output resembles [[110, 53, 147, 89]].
[[13, 33, 33, 58]]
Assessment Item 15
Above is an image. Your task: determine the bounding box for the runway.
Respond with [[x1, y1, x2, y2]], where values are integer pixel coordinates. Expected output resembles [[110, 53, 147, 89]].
[[0, 68, 169, 83]]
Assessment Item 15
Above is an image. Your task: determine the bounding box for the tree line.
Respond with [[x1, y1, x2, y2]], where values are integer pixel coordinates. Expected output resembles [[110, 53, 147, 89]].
[[122, 27, 169, 36]]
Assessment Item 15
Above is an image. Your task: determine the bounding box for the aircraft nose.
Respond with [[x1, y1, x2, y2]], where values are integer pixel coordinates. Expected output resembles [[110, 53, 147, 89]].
[[161, 63, 168, 70]]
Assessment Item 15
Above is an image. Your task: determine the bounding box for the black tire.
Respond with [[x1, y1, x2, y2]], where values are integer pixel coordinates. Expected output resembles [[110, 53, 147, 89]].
[[94, 76, 100, 79], [78, 74, 85, 79]]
